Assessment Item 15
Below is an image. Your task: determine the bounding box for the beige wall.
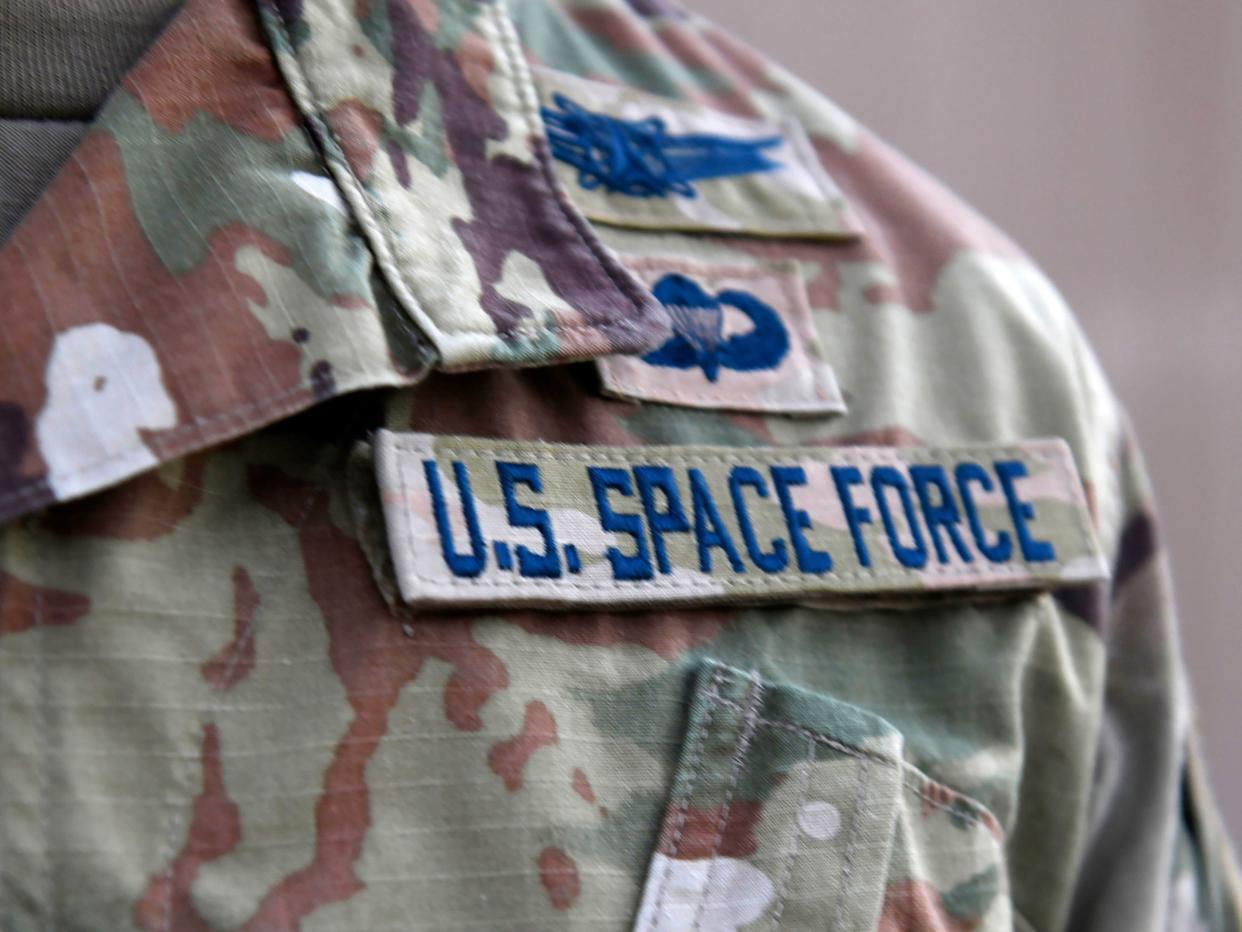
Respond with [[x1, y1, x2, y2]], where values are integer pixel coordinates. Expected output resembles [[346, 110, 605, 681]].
[[692, 0, 1242, 840]]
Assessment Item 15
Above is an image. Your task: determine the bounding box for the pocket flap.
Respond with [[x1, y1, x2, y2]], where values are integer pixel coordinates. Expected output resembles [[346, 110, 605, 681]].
[[632, 661, 1011, 930]]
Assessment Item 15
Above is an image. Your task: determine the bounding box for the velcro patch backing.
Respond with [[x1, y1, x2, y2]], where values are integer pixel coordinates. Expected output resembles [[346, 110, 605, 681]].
[[375, 431, 1107, 610]]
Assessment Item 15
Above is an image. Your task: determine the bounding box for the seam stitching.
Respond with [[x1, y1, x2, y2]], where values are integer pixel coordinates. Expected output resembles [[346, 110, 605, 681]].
[[689, 672, 764, 932], [491, 2, 658, 322], [646, 667, 725, 932], [707, 695, 998, 833], [261, 0, 653, 347], [830, 753, 871, 932], [766, 733, 817, 932]]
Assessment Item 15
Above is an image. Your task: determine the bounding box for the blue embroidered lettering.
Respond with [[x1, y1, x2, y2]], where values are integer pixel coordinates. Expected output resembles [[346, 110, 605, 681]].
[[871, 466, 929, 569], [496, 461, 561, 579], [830, 465, 873, 568], [423, 459, 487, 578], [380, 432, 1106, 608], [493, 540, 512, 571], [954, 462, 1013, 563], [995, 460, 1056, 563], [688, 468, 746, 573], [910, 465, 974, 565], [728, 466, 788, 573], [770, 466, 832, 574], [587, 466, 654, 581], [634, 465, 690, 575]]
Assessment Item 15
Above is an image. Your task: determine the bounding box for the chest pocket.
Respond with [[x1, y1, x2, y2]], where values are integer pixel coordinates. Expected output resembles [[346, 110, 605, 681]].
[[633, 660, 1010, 931]]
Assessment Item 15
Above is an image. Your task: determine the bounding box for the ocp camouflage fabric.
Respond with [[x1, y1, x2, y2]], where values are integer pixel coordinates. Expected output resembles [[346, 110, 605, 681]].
[[0, 0, 1238, 930]]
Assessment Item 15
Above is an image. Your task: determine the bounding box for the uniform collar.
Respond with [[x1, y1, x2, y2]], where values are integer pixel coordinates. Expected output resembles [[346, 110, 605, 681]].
[[0, 0, 860, 524], [0, 0, 676, 523]]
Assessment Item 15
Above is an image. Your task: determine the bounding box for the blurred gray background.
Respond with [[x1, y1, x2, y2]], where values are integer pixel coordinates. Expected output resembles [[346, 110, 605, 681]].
[[694, 0, 1242, 841]]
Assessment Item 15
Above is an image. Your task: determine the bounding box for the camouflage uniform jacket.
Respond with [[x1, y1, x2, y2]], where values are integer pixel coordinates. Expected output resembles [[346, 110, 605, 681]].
[[0, 0, 1238, 929]]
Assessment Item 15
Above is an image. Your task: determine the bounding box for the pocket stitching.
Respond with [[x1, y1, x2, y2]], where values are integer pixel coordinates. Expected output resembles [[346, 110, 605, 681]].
[[829, 753, 873, 932], [645, 666, 725, 932], [708, 692, 1002, 838], [766, 734, 818, 932], [688, 673, 765, 932]]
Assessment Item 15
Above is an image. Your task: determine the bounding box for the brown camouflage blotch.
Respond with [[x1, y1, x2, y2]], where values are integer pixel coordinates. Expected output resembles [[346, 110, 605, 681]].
[[133, 724, 241, 932], [918, 780, 1003, 842], [877, 880, 978, 932], [918, 779, 962, 819], [407, 367, 639, 446], [0, 571, 91, 637], [0, 403, 45, 502], [1053, 583, 1108, 629], [201, 566, 261, 691], [510, 610, 724, 661], [0, 129, 309, 478], [863, 281, 905, 305], [652, 23, 762, 119], [388, 0, 664, 348], [243, 464, 510, 928], [810, 130, 1023, 313], [488, 699, 558, 792], [626, 0, 686, 17], [124, 0, 299, 143], [407, 0, 439, 34], [455, 30, 498, 110], [828, 426, 926, 448], [142, 225, 313, 457], [1112, 508, 1159, 593], [567, 7, 664, 56], [571, 767, 596, 804], [699, 24, 787, 97], [326, 100, 384, 182], [656, 801, 763, 859], [537, 846, 580, 911], [42, 453, 208, 541]]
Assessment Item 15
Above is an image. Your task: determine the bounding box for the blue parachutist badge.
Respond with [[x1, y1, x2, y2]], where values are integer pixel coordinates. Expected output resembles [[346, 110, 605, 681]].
[[641, 273, 790, 382]]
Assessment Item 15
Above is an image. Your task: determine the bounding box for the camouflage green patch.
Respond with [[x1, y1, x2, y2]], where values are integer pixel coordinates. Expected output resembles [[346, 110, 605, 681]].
[[374, 431, 1106, 610]]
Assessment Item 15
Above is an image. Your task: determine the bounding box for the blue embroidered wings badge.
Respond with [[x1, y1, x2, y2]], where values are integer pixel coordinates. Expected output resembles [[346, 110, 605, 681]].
[[540, 93, 783, 198]]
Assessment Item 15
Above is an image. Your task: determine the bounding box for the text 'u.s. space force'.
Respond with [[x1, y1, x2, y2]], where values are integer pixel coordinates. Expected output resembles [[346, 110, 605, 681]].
[[421, 457, 1055, 582]]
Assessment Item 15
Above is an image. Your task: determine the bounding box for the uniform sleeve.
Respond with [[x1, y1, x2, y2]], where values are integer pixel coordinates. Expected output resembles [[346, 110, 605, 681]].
[[1068, 423, 1242, 931]]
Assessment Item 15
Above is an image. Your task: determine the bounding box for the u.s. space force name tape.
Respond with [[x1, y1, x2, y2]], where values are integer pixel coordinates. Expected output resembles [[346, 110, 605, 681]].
[[373, 431, 1107, 610]]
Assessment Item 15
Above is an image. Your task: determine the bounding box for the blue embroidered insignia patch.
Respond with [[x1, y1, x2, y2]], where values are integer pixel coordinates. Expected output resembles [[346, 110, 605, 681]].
[[641, 273, 790, 382], [531, 68, 862, 237], [598, 259, 846, 416], [374, 432, 1109, 610], [541, 93, 783, 198]]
